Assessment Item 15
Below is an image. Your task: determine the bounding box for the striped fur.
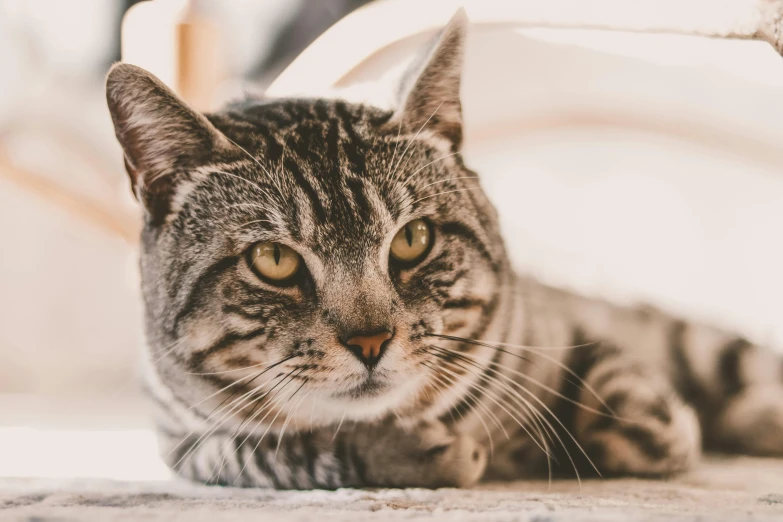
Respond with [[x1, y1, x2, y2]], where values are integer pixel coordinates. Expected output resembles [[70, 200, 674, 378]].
[[107, 11, 783, 489]]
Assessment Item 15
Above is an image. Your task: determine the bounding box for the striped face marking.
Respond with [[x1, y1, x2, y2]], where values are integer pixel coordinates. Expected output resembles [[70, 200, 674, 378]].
[[106, 19, 507, 427], [135, 99, 504, 422]]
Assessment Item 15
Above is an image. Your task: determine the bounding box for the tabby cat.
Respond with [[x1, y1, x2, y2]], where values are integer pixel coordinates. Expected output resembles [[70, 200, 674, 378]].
[[106, 10, 783, 489]]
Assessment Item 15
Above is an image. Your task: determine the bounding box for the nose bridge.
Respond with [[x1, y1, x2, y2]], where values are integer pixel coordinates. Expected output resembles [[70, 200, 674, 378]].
[[322, 264, 394, 334]]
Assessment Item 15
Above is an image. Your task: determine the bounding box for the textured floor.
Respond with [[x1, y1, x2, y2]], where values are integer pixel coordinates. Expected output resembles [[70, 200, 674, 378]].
[[1, 457, 782, 521]]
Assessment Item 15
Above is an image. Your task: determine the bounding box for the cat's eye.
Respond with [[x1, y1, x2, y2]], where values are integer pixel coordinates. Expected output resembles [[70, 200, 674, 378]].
[[248, 242, 301, 283], [390, 219, 432, 265]]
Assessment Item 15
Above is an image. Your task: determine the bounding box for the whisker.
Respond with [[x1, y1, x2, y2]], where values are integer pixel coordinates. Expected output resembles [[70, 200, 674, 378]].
[[186, 355, 291, 376], [441, 333, 597, 397], [432, 332, 596, 352], [391, 407, 407, 427], [388, 101, 444, 182], [427, 345, 558, 472], [430, 344, 599, 482], [187, 355, 297, 412], [385, 115, 404, 179], [521, 349, 617, 418], [172, 359, 301, 466], [331, 410, 348, 442], [234, 218, 274, 231], [275, 383, 311, 458], [150, 337, 186, 357], [425, 358, 507, 439], [210, 169, 280, 205], [223, 202, 276, 214], [428, 345, 553, 440], [223, 135, 285, 199], [421, 367, 460, 424], [167, 371, 279, 465], [420, 175, 478, 189], [229, 369, 301, 447], [428, 333, 615, 418], [427, 354, 556, 459], [422, 361, 498, 456], [231, 371, 305, 484], [179, 371, 297, 465], [170, 371, 287, 471], [206, 436, 234, 485], [410, 186, 481, 206], [270, 134, 292, 203], [398, 151, 460, 185], [232, 369, 300, 435], [210, 378, 306, 484], [309, 394, 318, 433], [424, 362, 496, 434], [442, 342, 603, 419]]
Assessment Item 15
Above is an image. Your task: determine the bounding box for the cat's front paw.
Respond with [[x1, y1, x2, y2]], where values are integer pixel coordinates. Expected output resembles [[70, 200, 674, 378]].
[[360, 419, 487, 488], [419, 426, 487, 487]]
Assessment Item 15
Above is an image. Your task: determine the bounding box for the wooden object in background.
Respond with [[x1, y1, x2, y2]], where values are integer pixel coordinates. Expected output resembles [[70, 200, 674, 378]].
[[121, 0, 222, 111]]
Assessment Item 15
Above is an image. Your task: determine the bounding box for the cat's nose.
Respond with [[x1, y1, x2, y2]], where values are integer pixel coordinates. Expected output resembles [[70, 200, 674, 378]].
[[340, 329, 394, 370]]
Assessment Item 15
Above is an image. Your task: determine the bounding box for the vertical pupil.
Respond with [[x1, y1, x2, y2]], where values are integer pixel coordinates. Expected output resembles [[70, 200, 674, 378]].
[[273, 244, 281, 265], [404, 224, 413, 247]]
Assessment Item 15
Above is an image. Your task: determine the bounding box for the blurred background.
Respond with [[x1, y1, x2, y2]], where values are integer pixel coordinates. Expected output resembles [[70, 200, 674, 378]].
[[0, 0, 782, 481]]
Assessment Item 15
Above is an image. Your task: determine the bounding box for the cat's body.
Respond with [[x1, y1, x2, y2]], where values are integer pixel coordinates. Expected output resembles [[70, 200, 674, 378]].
[[107, 11, 783, 489]]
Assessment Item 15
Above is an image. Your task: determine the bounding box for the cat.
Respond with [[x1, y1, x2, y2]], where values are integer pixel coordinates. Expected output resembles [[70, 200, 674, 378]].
[[105, 10, 783, 489]]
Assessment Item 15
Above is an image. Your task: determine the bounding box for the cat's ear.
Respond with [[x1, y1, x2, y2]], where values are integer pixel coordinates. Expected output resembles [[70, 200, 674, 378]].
[[394, 9, 468, 149], [106, 63, 232, 222]]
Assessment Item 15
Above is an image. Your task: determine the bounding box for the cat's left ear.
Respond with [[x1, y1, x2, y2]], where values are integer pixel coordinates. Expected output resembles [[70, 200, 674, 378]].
[[394, 9, 468, 150], [106, 63, 234, 223]]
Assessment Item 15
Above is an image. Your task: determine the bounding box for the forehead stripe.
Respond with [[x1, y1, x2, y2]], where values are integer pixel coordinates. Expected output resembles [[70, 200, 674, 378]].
[[284, 156, 328, 224], [345, 177, 372, 221]]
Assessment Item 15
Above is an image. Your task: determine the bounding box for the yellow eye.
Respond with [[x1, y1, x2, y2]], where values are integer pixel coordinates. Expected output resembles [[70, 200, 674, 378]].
[[390, 219, 432, 264], [249, 242, 301, 283]]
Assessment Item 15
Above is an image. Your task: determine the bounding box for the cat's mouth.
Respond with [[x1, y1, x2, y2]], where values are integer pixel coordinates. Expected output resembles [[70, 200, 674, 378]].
[[315, 366, 429, 421], [335, 375, 389, 399]]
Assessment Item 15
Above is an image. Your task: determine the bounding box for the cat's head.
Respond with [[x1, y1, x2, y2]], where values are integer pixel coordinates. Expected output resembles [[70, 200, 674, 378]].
[[107, 10, 508, 425]]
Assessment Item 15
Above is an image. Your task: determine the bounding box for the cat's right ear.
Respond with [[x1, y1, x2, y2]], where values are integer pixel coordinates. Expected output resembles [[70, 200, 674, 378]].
[[393, 9, 468, 150], [106, 63, 231, 223]]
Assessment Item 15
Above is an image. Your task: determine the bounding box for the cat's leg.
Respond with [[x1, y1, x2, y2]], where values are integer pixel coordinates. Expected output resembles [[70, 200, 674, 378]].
[[673, 326, 783, 456], [712, 384, 783, 455], [159, 417, 486, 489], [523, 279, 783, 467], [563, 343, 701, 477]]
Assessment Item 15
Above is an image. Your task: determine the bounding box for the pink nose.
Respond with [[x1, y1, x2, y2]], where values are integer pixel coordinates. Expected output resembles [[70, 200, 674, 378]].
[[344, 330, 393, 368]]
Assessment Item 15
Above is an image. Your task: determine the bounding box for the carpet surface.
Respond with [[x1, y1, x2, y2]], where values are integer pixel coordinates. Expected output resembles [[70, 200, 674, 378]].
[[2, 457, 782, 521]]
